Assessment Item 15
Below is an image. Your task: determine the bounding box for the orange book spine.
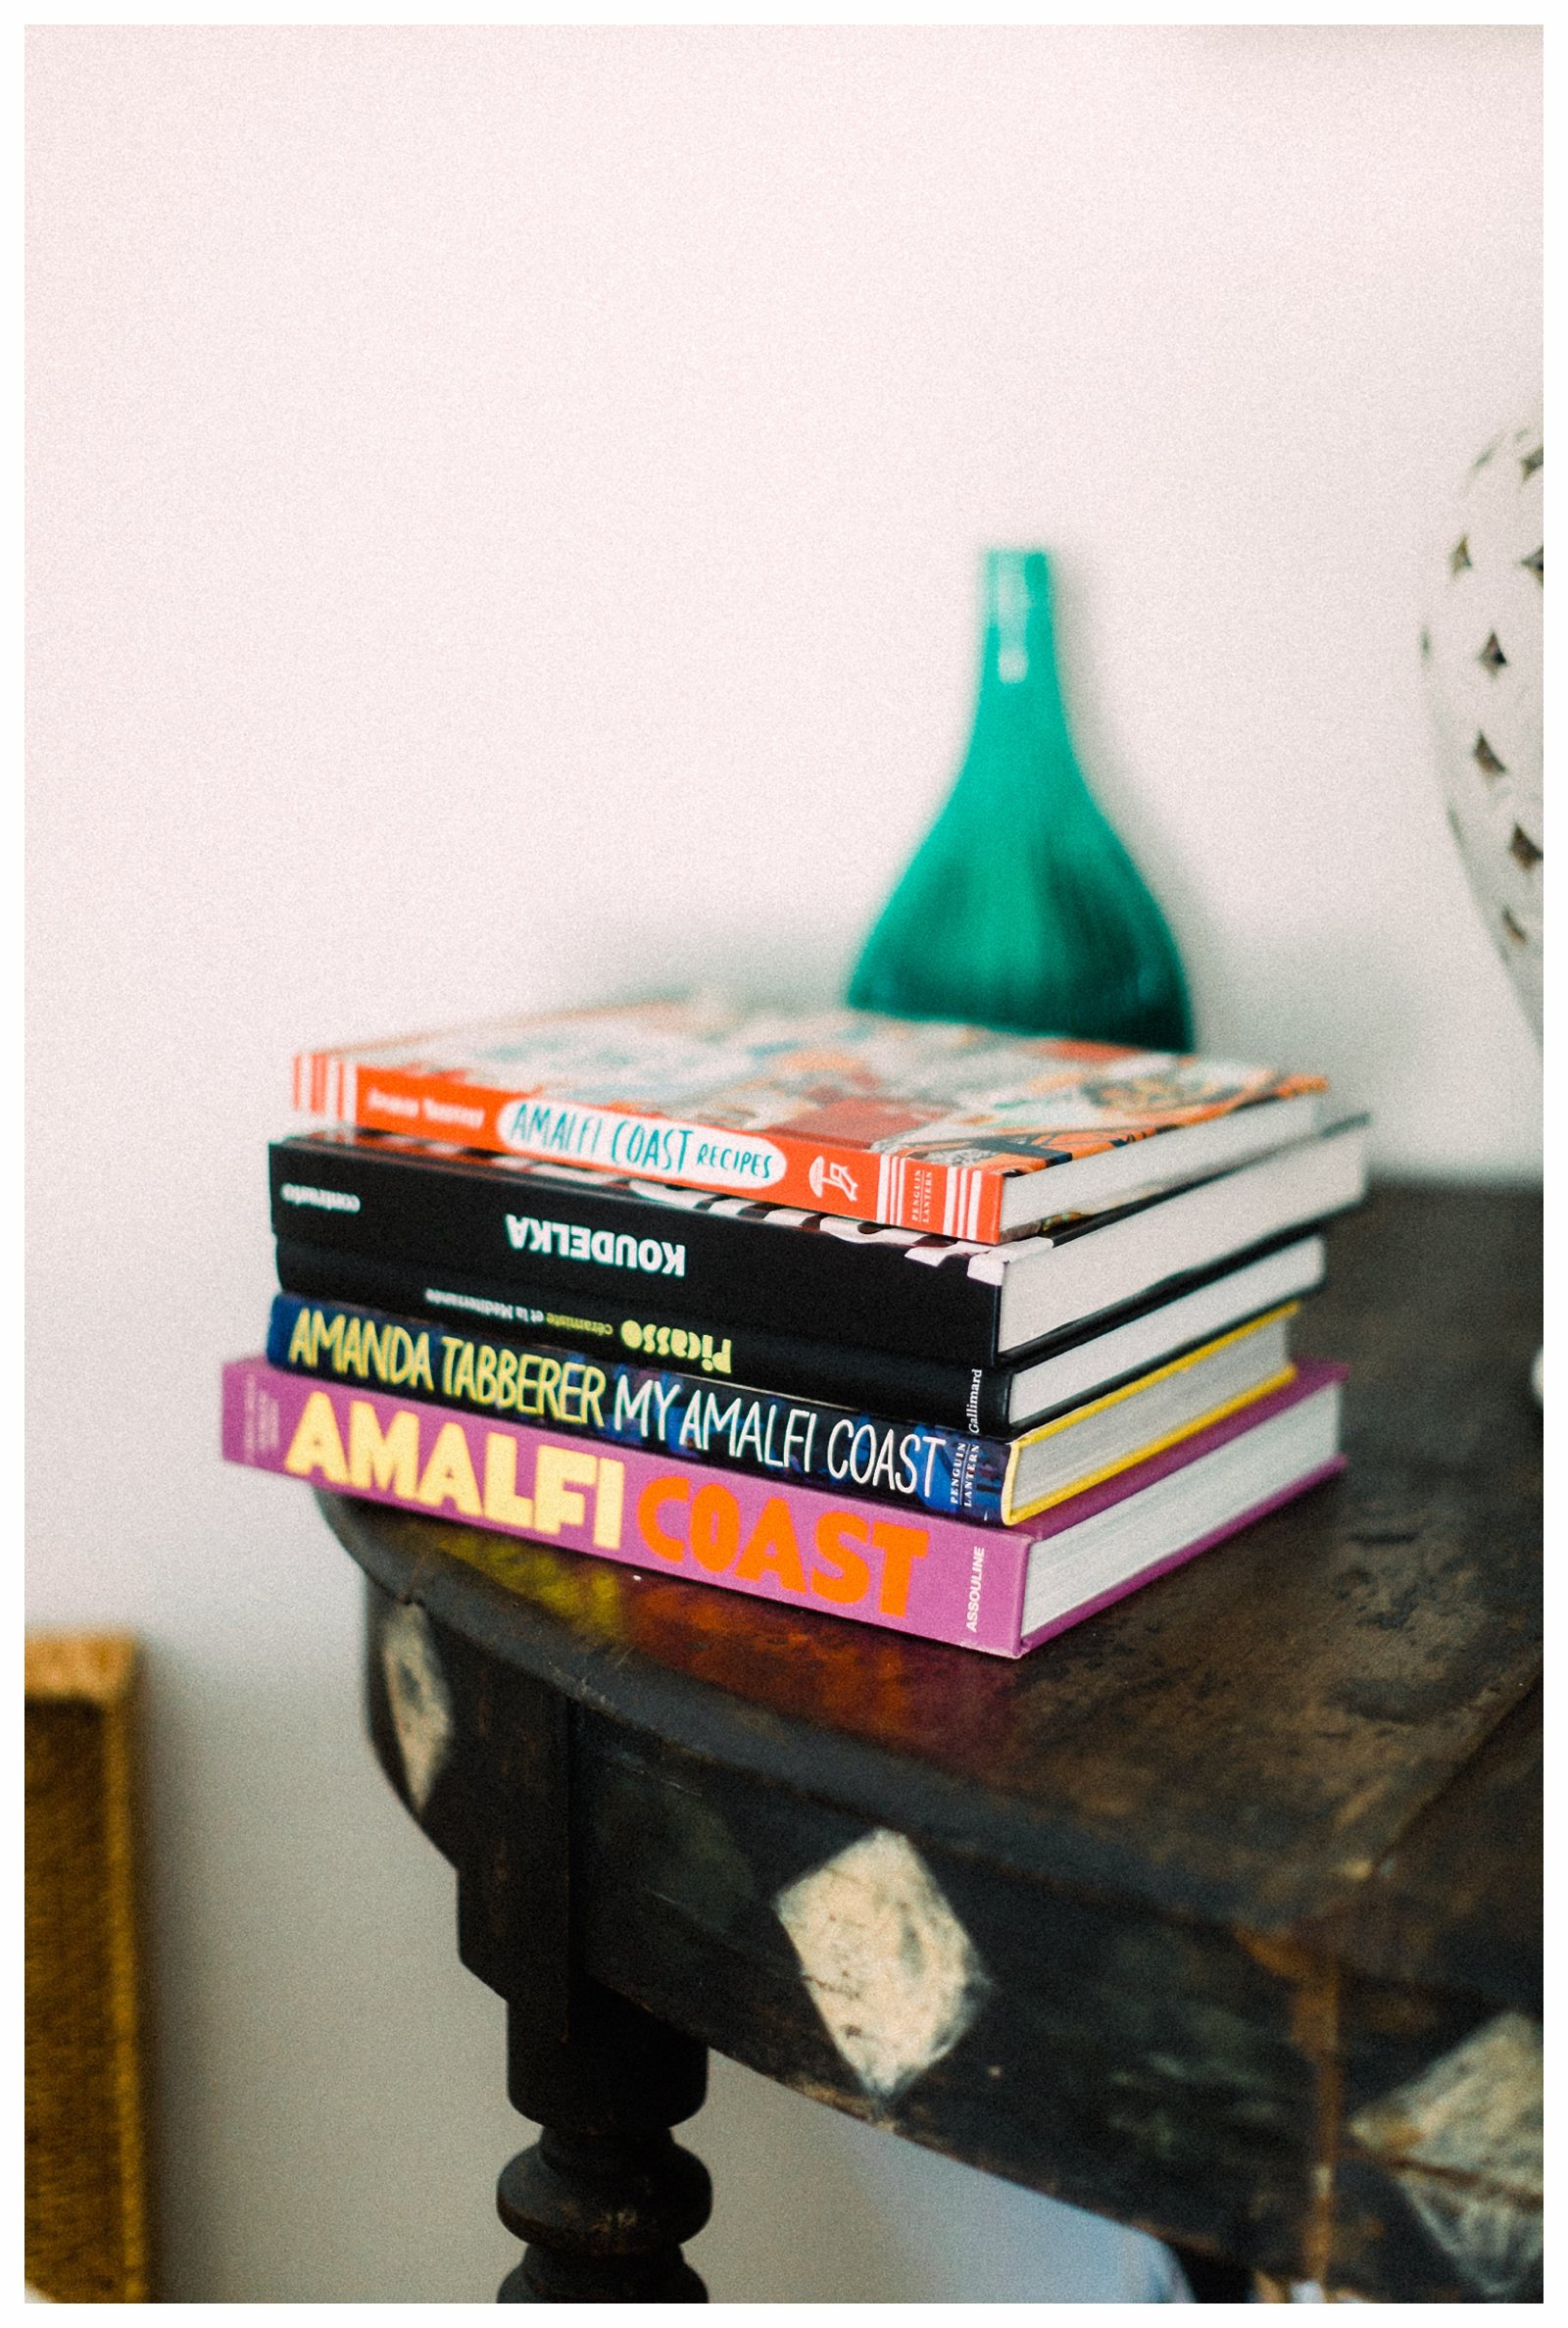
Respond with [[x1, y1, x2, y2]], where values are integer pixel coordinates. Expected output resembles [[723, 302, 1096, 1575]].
[[292, 1054, 1011, 1238]]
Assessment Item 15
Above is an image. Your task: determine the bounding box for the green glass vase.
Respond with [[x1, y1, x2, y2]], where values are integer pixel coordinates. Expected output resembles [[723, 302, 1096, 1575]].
[[848, 550, 1193, 1052]]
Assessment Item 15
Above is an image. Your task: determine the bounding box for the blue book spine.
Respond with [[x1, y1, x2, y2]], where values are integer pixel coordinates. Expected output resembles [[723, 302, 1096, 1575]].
[[267, 1293, 1011, 1522]]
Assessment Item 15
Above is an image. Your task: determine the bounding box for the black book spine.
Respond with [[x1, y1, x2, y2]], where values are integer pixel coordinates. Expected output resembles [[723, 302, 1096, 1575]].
[[270, 1136, 1004, 1362], [273, 1238, 1018, 1432], [267, 1294, 1013, 1521]]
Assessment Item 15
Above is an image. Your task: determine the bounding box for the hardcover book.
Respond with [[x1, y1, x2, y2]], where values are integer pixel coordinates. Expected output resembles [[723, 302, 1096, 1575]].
[[267, 1292, 1298, 1528], [270, 1119, 1365, 1367], [273, 1232, 1325, 1434], [221, 1357, 1346, 1658], [292, 1000, 1325, 1243]]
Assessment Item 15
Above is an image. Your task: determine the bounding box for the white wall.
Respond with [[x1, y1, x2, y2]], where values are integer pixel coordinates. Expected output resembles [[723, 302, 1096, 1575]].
[[27, 25, 1541, 2303]]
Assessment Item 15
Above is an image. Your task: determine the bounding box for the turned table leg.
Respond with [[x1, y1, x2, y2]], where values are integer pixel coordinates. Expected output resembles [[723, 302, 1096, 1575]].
[[497, 1974, 711, 2302], [364, 1585, 712, 2300], [1169, 2243, 1255, 2302]]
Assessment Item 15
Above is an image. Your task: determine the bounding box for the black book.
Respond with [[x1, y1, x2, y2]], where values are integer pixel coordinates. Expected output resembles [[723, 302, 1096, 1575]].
[[274, 1229, 1326, 1433], [270, 1117, 1362, 1362]]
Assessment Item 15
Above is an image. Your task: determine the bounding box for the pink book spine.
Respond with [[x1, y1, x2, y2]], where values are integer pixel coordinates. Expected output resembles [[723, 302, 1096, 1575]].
[[221, 1357, 1033, 1655], [220, 1358, 1346, 1658]]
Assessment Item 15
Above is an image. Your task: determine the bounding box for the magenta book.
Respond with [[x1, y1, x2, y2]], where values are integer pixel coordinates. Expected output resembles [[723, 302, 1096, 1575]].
[[221, 1357, 1345, 1657]]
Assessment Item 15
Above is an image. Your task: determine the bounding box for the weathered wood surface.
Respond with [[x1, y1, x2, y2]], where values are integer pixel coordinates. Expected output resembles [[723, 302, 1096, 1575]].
[[323, 1183, 1542, 2301]]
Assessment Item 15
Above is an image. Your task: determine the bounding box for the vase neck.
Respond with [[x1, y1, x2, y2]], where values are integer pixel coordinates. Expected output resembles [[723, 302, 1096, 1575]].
[[966, 550, 1077, 762]]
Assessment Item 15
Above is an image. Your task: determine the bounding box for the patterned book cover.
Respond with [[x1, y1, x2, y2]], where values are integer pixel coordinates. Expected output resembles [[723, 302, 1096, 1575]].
[[293, 1001, 1324, 1243], [266, 1293, 1297, 1527], [221, 1357, 1345, 1658]]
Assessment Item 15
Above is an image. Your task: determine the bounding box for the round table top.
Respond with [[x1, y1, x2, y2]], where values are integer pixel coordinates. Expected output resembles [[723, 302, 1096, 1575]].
[[320, 1182, 1541, 1949]]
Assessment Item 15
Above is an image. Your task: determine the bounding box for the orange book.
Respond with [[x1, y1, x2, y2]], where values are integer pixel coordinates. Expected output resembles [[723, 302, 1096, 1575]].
[[294, 1001, 1324, 1245]]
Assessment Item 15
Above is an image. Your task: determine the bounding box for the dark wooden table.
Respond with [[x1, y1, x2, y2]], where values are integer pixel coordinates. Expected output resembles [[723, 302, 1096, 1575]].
[[319, 1184, 1542, 2303]]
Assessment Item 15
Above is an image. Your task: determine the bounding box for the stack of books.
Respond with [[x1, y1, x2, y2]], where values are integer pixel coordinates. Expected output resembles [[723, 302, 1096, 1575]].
[[221, 1003, 1366, 1657]]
